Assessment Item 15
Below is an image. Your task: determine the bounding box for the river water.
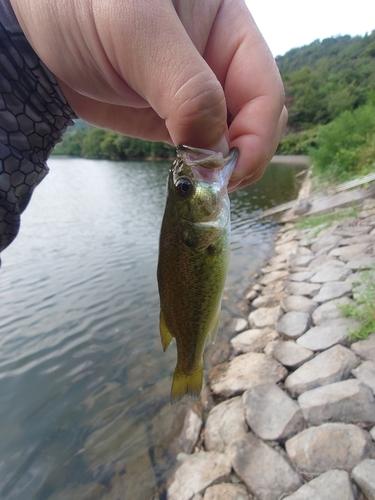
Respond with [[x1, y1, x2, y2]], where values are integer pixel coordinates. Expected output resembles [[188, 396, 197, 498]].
[[0, 157, 304, 499]]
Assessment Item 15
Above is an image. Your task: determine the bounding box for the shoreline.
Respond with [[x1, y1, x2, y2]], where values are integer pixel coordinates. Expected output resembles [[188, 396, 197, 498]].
[[166, 189, 375, 500]]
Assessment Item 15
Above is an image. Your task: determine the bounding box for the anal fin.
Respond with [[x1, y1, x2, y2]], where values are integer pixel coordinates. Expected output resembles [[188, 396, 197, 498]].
[[159, 310, 174, 352]]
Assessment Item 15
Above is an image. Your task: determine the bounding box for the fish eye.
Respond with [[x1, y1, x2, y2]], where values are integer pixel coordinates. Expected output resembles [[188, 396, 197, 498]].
[[175, 177, 193, 198]]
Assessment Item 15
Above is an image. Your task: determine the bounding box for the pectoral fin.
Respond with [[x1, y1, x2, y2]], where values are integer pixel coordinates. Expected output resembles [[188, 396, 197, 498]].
[[208, 309, 221, 344], [159, 310, 174, 352]]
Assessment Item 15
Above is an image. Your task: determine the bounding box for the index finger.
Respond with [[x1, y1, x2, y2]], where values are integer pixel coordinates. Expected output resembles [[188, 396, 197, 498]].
[[204, 0, 287, 186]]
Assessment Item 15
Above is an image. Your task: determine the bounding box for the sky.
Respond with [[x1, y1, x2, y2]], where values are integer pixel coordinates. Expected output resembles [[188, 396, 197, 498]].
[[245, 0, 375, 57]]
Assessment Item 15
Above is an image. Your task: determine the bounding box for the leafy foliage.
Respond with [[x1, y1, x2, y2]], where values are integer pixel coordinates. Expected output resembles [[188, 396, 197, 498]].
[[53, 122, 175, 160]]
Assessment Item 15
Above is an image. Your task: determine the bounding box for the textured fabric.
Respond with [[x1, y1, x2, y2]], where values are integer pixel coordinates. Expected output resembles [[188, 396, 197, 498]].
[[0, 0, 76, 255]]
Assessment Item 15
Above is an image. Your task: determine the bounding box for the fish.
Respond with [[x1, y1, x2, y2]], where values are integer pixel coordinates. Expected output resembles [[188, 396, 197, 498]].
[[157, 145, 238, 403]]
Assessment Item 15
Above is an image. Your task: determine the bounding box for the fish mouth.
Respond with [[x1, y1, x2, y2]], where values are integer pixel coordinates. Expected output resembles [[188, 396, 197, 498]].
[[177, 145, 238, 185]]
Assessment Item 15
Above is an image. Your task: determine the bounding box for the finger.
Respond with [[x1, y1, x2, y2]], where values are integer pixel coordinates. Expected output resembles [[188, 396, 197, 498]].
[[58, 82, 172, 143]]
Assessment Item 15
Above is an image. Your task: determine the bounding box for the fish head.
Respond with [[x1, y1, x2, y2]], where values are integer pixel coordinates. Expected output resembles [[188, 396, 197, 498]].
[[167, 145, 238, 224]]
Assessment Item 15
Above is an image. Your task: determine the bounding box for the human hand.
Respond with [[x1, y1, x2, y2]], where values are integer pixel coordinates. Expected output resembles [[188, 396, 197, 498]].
[[10, 0, 287, 190]]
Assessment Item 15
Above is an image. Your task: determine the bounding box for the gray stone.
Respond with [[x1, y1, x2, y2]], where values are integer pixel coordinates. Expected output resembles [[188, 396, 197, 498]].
[[371, 426, 375, 441], [311, 235, 342, 254], [234, 318, 248, 333], [352, 360, 375, 394], [340, 234, 375, 246], [204, 397, 248, 453], [262, 281, 286, 295], [283, 470, 355, 500], [329, 243, 371, 261], [312, 297, 352, 325], [285, 423, 372, 473], [252, 293, 285, 309], [277, 229, 299, 244], [230, 328, 279, 354], [261, 262, 288, 274], [259, 270, 289, 286], [203, 483, 249, 500], [334, 226, 372, 236], [346, 256, 375, 270], [281, 295, 318, 315], [313, 281, 352, 303], [275, 240, 299, 255], [310, 266, 352, 283], [167, 452, 231, 500], [298, 379, 375, 425], [308, 255, 340, 270], [248, 306, 283, 329], [351, 333, 375, 362], [284, 345, 358, 397], [243, 383, 305, 441], [276, 311, 312, 339], [288, 254, 315, 268], [288, 271, 315, 282], [264, 341, 314, 368], [296, 318, 360, 351], [352, 459, 375, 500], [286, 282, 321, 297], [178, 408, 203, 454], [246, 289, 258, 302], [192, 495, 203, 500], [209, 352, 288, 398], [227, 433, 302, 500]]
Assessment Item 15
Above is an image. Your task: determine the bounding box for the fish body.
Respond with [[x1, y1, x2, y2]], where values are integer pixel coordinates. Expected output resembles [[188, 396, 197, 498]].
[[157, 145, 238, 403]]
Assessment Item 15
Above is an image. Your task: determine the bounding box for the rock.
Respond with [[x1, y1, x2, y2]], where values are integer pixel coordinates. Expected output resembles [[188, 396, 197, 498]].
[[178, 407, 203, 454], [311, 297, 352, 325], [334, 226, 372, 236], [308, 255, 339, 270], [288, 254, 315, 268], [259, 270, 289, 286], [264, 341, 314, 369], [261, 262, 288, 273], [340, 234, 375, 246], [230, 328, 279, 354], [276, 311, 312, 339], [351, 333, 375, 362], [310, 266, 352, 283], [167, 452, 231, 500], [285, 423, 372, 473], [277, 229, 299, 244], [203, 483, 249, 500], [284, 345, 358, 397], [298, 379, 375, 425], [243, 383, 305, 441], [227, 433, 302, 500], [286, 282, 321, 297], [288, 271, 315, 282], [311, 235, 342, 254], [296, 318, 360, 351], [204, 397, 247, 453], [275, 240, 299, 255], [248, 306, 283, 329], [352, 360, 375, 394], [352, 459, 375, 500], [262, 281, 286, 295], [346, 256, 375, 270], [329, 243, 371, 261], [234, 318, 248, 334], [192, 495, 203, 500], [252, 292, 285, 309], [253, 283, 263, 293], [371, 426, 375, 441], [313, 281, 352, 303], [209, 353, 288, 398], [283, 469, 355, 500], [246, 289, 258, 302], [281, 295, 318, 315]]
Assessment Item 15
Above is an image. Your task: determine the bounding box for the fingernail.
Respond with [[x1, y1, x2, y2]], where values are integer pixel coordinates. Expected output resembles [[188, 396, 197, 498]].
[[211, 136, 229, 157]]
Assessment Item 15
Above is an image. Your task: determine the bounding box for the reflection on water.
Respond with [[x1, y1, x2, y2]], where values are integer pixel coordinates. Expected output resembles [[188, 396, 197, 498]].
[[0, 157, 303, 499]]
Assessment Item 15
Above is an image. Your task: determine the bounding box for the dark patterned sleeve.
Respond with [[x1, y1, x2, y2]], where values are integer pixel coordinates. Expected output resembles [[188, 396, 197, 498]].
[[0, 0, 76, 257]]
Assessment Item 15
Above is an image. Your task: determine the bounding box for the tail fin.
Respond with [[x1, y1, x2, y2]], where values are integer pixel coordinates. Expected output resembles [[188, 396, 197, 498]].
[[170, 362, 203, 405]]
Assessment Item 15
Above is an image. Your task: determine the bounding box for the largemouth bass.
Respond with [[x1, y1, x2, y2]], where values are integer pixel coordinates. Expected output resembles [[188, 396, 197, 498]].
[[157, 145, 238, 403]]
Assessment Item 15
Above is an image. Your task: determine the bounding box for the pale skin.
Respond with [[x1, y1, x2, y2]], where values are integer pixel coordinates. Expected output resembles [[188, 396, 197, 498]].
[[10, 0, 287, 191]]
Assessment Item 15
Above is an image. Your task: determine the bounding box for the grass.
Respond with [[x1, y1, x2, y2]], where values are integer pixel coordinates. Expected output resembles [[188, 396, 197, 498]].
[[339, 268, 375, 340], [294, 206, 359, 235]]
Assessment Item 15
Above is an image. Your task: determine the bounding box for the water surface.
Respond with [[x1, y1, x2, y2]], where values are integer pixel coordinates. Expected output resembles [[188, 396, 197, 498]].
[[0, 157, 303, 499]]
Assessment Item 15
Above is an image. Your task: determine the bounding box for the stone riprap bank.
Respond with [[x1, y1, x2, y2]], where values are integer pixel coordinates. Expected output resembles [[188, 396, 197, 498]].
[[167, 200, 375, 500]]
